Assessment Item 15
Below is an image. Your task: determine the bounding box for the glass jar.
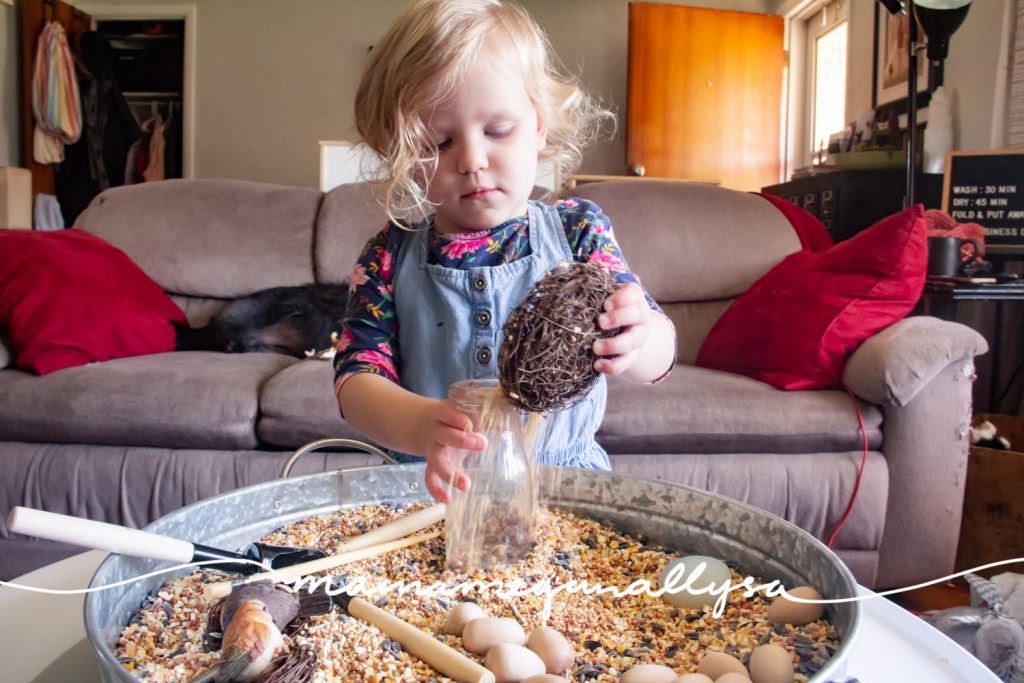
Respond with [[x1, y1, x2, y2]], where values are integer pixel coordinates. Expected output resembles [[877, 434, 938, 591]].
[[444, 379, 537, 573]]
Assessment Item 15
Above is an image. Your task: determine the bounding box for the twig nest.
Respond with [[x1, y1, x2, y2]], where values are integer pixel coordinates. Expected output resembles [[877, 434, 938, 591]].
[[499, 261, 620, 413]]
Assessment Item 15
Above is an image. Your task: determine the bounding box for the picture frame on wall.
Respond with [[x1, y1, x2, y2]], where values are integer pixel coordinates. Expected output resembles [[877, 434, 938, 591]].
[[872, 4, 932, 110]]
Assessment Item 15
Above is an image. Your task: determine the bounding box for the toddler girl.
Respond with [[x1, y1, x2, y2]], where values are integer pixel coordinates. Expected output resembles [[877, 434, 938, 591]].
[[335, 0, 676, 503]]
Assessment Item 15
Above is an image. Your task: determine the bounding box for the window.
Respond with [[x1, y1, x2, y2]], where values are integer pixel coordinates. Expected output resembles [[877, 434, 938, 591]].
[[812, 21, 848, 157], [801, 1, 849, 164]]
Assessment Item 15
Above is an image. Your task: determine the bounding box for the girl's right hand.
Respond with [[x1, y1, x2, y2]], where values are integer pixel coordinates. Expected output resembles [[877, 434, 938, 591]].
[[416, 399, 487, 504]]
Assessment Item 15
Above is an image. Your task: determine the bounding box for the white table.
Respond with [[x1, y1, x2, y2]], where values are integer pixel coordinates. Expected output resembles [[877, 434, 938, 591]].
[[0, 552, 1002, 682]]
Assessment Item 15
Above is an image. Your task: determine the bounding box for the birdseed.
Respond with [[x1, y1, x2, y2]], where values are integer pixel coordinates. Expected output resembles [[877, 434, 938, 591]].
[[116, 504, 840, 682]]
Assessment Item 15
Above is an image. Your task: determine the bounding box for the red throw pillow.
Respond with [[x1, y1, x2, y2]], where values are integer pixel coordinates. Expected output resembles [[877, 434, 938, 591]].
[[757, 193, 835, 253], [695, 206, 927, 390], [0, 229, 186, 374]]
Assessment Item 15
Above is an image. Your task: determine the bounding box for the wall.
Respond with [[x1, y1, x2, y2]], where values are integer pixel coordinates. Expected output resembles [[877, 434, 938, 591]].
[[1, 1, 17, 167], [44, 0, 770, 188], [3, 0, 1010, 185], [843, 0, 1009, 152]]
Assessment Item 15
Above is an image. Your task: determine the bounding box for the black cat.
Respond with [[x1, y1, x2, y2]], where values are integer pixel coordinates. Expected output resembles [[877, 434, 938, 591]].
[[174, 283, 349, 358]]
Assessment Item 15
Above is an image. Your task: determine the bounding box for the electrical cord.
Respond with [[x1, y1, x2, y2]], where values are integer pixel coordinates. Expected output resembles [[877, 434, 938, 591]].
[[827, 387, 870, 549]]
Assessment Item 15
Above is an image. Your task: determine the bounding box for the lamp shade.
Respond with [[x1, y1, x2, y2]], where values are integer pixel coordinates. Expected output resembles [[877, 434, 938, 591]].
[[913, 0, 971, 61]]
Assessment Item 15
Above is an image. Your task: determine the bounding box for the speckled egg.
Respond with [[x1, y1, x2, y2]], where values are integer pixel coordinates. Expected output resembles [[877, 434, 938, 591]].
[[765, 585, 825, 626], [748, 643, 795, 683], [443, 601, 487, 636], [484, 643, 546, 683], [658, 555, 733, 609], [462, 617, 527, 655], [526, 626, 574, 674], [695, 651, 749, 680], [671, 674, 714, 683], [619, 663, 679, 682]]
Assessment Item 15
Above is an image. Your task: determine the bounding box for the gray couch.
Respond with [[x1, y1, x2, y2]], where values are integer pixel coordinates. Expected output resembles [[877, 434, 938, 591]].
[[0, 178, 987, 589]]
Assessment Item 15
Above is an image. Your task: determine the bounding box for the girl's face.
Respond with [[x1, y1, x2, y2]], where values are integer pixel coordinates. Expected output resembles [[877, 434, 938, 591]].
[[422, 54, 546, 234]]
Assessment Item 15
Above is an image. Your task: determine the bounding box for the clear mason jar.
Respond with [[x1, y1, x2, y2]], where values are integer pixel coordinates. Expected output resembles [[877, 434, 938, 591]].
[[444, 378, 536, 572]]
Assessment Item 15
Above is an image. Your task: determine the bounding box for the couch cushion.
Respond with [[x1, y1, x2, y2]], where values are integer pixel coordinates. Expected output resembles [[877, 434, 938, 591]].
[[0, 352, 296, 449], [74, 179, 322, 298], [0, 229, 186, 375], [314, 182, 390, 284], [598, 365, 883, 455], [0, 441, 383, 580], [569, 181, 802, 302], [257, 358, 366, 447], [695, 206, 927, 390], [610, 450, 887, 553], [661, 300, 734, 366]]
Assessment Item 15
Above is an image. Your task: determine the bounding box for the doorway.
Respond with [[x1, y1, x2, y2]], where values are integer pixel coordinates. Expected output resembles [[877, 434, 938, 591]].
[[79, 4, 196, 180], [96, 19, 185, 182], [627, 3, 785, 191]]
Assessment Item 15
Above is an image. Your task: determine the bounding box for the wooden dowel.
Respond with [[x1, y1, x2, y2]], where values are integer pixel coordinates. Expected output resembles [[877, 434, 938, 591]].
[[347, 596, 495, 683], [205, 531, 440, 600], [332, 503, 444, 555]]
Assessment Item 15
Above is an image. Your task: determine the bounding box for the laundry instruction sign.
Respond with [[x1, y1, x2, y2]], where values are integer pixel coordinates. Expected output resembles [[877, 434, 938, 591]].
[[942, 150, 1024, 250]]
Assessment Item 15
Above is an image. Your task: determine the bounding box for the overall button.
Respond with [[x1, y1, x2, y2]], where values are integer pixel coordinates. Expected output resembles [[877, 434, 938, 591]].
[[472, 275, 488, 291], [476, 347, 492, 364], [475, 310, 492, 326]]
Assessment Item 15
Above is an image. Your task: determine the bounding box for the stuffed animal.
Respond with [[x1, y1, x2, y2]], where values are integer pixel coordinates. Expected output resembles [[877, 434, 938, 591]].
[[921, 573, 1024, 682], [972, 420, 1012, 450]]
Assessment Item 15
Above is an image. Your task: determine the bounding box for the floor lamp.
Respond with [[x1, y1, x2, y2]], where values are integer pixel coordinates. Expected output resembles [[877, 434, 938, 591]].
[[877, 0, 971, 208]]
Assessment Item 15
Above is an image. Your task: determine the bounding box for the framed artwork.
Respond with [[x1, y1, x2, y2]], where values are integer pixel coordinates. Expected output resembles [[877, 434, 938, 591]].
[[872, 4, 931, 109]]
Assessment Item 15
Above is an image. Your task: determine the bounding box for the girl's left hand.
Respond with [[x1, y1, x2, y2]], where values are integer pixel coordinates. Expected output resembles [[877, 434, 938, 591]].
[[593, 283, 651, 375]]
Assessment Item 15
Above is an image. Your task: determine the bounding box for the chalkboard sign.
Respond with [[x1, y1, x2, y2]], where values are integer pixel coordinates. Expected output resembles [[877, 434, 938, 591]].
[[942, 150, 1024, 253]]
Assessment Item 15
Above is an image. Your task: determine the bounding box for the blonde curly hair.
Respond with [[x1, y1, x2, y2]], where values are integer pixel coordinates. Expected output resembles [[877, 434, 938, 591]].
[[355, 0, 613, 226]]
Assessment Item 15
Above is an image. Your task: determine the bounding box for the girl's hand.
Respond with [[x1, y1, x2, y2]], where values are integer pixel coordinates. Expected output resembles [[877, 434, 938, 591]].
[[593, 283, 652, 376], [416, 399, 487, 504]]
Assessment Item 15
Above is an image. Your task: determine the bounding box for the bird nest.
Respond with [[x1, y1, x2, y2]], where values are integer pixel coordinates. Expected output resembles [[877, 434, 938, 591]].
[[498, 261, 620, 413]]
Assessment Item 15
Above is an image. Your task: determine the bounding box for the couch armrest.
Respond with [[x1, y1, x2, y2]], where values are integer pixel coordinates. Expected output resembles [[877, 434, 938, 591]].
[[0, 331, 10, 370], [843, 316, 988, 407]]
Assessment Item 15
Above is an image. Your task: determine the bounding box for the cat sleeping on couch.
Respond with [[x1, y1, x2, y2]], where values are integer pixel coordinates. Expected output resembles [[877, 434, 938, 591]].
[[174, 283, 349, 359]]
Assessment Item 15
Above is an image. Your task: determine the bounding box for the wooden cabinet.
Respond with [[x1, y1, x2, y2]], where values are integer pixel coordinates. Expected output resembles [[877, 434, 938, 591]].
[[761, 171, 944, 242]]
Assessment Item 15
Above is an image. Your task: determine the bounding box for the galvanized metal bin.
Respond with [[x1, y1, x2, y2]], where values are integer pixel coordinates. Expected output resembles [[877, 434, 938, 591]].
[[84, 464, 860, 682]]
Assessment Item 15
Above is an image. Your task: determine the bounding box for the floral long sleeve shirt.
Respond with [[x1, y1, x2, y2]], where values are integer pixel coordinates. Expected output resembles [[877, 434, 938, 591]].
[[333, 198, 669, 394]]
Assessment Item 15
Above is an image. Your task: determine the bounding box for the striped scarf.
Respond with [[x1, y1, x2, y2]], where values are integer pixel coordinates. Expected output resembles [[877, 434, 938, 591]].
[[32, 21, 82, 162]]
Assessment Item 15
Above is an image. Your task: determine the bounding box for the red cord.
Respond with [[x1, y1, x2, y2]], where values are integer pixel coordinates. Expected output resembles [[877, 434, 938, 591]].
[[827, 387, 870, 549]]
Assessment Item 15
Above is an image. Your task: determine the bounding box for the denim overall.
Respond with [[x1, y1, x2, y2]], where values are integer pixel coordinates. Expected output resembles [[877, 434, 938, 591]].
[[392, 200, 610, 469]]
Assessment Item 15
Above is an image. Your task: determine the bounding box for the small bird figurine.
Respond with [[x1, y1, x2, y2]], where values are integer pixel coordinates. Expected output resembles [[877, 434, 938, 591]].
[[191, 598, 284, 682]]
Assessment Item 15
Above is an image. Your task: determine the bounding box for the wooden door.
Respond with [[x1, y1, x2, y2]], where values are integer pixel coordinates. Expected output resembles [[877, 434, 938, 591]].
[[628, 2, 784, 191], [19, 0, 92, 199]]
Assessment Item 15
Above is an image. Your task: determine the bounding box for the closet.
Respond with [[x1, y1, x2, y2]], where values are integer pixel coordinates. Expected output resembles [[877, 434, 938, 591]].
[[96, 19, 185, 183]]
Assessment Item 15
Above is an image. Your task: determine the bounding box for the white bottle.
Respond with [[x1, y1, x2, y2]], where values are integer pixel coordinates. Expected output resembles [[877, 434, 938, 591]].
[[923, 86, 953, 174]]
